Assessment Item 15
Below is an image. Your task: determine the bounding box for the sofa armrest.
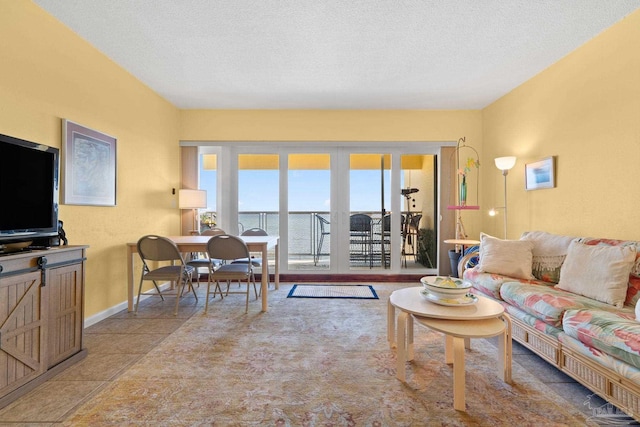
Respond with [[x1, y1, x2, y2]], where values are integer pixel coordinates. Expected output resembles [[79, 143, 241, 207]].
[[458, 249, 479, 278]]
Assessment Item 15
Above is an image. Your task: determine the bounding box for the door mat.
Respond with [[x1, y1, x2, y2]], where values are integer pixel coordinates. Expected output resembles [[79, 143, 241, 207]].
[[287, 284, 378, 299]]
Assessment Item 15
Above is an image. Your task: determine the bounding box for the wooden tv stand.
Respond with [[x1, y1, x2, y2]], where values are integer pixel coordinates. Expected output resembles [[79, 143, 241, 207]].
[[0, 245, 88, 409]]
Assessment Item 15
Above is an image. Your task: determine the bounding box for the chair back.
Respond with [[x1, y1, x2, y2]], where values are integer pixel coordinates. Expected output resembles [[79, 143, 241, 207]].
[[409, 214, 423, 231], [137, 235, 183, 263], [241, 227, 268, 236], [207, 235, 251, 262], [201, 228, 225, 236], [350, 214, 372, 232], [382, 214, 391, 232], [316, 215, 330, 234]]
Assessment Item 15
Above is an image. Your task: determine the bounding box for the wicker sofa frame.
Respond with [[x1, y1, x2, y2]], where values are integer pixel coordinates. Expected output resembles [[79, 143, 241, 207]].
[[458, 251, 640, 420], [512, 314, 640, 418]]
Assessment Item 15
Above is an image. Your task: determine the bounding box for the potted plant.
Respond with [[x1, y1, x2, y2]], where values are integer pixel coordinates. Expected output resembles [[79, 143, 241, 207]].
[[417, 228, 437, 268]]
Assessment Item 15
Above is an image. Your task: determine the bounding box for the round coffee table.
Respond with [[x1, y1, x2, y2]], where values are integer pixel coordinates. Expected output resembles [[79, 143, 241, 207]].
[[388, 286, 512, 411]]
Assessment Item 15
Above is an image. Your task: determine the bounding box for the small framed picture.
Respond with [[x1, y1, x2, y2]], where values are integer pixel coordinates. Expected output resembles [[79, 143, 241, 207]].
[[62, 120, 117, 206], [525, 156, 555, 191]]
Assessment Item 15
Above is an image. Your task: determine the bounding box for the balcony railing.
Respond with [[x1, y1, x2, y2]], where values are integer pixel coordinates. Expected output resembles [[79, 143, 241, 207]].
[[199, 210, 433, 269]]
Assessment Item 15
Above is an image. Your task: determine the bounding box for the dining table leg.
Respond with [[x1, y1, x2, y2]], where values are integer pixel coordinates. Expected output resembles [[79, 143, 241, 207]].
[[260, 244, 268, 312], [127, 244, 135, 311], [274, 237, 279, 290], [387, 299, 396, 348]]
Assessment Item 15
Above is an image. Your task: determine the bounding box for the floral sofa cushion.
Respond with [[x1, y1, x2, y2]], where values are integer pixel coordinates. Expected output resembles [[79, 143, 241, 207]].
[[463, 267, 549, 300], [499, 282, 620, 328], [503, 301, 564, 338], [563, 308, 640, 370]]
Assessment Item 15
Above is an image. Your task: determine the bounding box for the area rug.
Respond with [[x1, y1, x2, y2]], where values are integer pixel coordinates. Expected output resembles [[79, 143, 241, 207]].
[[287, 284, 379, 299], [63, 285, 595, 426]]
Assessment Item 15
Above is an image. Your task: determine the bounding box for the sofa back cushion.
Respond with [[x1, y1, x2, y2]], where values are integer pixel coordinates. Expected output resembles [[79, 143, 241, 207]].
[[477, 233, 534, 280], [556, 240, 637, 308], [520, 231, 576, 283]]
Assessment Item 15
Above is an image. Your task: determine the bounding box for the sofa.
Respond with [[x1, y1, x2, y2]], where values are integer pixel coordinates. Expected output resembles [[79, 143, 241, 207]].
[[461, 231, 640, 420]]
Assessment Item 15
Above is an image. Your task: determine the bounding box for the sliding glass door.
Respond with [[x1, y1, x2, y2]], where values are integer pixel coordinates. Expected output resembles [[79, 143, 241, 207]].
[[348, 153, 391, 271], [237, 154, 279, 235], [197, 143, 440, 275], [287, 153, 331, 271]]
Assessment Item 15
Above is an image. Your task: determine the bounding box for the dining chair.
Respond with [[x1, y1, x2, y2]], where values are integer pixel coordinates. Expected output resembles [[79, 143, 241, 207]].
[[136, 235, 197, 315], [187, 228, 226, 285], [204, 234, 258, 313], [231, 227, 269, 288]]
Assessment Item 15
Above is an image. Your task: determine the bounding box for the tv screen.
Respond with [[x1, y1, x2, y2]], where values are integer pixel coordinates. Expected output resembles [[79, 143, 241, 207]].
[[0, 133, 59, 245]]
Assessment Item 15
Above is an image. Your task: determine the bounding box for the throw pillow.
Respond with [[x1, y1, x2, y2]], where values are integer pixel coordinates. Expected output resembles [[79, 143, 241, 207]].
[[633, 250, 640, 278], [556, 241, 637, 307], [636, 298, 640, 322], [477, 232, 534, 280], [520, 231, 576, 283], [578, 238, 640, 306], [520, 231, 576, 255], [529, 255, 566, 283]]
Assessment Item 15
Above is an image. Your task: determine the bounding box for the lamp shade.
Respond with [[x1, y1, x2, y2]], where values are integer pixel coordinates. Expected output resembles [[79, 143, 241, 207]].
[[494, 156, 516, 171], [178, 189, 207, 209]]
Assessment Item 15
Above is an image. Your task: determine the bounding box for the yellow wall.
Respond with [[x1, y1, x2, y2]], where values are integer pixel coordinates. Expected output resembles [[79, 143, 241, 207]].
[[0, 1, 181, 318], [482, 10, 640, 240], [180, 109, 485, 238], [180, 109, 482, 143]]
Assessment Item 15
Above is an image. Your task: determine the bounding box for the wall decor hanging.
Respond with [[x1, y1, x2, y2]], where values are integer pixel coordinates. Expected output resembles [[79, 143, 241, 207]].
[[62, 119, 117, 206], [525, 156, 555, 191]]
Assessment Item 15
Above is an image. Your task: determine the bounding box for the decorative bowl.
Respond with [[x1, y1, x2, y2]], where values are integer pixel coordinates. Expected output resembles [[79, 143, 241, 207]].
[[1, 240, 32, 252], [420, 276, 471, 300]]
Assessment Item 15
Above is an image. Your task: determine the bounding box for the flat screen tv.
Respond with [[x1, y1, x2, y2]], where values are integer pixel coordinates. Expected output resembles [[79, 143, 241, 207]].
[[0, 132, 59, 248]]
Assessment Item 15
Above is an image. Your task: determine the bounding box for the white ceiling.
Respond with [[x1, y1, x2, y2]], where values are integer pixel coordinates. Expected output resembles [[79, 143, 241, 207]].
[[34, 0, 640, 110]]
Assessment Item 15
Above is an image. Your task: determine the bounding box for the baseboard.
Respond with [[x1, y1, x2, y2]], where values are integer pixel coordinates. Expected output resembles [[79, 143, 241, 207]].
[[84, 282, 173, 328], [84, 301, 128, 328]]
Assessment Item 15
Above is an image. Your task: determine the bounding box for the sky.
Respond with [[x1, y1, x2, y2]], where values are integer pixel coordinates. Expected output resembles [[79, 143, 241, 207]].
[[200, 168, 396, 213]]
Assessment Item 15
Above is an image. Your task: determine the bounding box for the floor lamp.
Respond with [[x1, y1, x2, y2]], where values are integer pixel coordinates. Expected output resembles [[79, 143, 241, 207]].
[[178, 189, 207, 234], [492, 156, 516, 239]]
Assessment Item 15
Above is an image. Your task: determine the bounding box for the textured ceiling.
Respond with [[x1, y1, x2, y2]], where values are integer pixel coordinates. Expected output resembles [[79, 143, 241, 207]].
[[34, 0, 640, 110]]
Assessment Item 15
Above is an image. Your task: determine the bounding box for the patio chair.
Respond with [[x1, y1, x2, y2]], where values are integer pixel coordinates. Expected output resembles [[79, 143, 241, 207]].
[[314, 214, 330, 265], [350, 213, 373, 267]]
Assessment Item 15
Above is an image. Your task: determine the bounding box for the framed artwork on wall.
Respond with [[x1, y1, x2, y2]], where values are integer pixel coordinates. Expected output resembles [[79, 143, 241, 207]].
[[62, 119, 117, 206], [525, 156, 555, 191]]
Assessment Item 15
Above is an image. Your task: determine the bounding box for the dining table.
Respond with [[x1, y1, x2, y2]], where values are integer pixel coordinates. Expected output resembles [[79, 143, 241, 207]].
[[126, 235, 279, 312]]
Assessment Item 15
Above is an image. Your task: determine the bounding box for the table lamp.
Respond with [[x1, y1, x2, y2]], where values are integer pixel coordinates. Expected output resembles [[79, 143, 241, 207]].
[[178, 189, 207, 234]]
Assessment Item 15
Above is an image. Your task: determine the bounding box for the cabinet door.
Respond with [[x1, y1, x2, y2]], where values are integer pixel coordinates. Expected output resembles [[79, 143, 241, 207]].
[[47, 263, 83, 368], [0, 271, 46, 397]]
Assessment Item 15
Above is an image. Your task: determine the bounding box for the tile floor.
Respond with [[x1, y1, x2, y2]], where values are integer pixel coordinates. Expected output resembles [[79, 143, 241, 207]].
[[0, 283, 636, 425]]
